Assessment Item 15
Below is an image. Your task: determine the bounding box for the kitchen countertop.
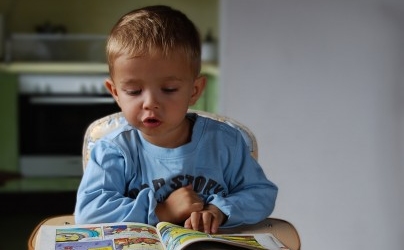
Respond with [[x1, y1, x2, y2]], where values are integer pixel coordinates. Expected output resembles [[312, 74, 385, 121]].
[[0, 62, 219, 75], [0, 62, 109, 74], [0, 177, 81, 193]]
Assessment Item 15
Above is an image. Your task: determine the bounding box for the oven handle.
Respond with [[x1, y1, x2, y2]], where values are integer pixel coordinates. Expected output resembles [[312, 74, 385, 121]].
[[30, 96, 115, 104]]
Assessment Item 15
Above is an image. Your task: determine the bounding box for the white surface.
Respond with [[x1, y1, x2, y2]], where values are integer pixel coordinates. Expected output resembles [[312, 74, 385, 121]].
[[18, 74, 109, 94], [219, 0, 404, 249]]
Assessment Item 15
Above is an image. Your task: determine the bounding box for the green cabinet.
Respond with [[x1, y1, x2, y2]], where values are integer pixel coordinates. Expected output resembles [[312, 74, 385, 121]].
[[0, 73, 18, 173], [190, 64, 219, 113]]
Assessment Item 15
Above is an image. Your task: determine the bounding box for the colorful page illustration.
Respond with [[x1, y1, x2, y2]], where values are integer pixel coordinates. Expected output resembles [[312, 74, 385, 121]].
[[56, 239, 114, 250], [54, 224, 165, 250], [158, 222, 210, 249], [103, 224, 165, 250], [55, 226, 103, 242]]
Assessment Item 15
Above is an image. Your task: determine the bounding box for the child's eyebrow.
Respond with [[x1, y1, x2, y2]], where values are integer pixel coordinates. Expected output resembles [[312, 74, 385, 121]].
[[160, 76, 183, 82], [118, 79, 142, 87], [118, 76, 185, 86]]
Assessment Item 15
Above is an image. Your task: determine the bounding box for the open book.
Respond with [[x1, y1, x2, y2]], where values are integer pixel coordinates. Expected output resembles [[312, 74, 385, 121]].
[[35, 221, 289, 250]]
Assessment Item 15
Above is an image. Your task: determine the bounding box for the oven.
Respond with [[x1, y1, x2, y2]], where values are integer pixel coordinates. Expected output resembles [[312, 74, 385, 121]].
[[18, 74, 120, 177]]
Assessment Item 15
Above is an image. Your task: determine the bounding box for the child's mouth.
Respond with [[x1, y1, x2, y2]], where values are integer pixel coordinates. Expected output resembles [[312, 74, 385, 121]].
[[143, 118, 161, 127]]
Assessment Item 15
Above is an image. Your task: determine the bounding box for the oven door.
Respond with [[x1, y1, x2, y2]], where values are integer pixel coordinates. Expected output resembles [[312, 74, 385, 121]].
[[19, 94, 120, 177]]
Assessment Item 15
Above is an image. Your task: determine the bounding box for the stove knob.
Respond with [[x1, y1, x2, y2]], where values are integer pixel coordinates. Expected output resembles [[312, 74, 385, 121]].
[[44, 84, 51, 93], [33, 84, 41, 93], [81, 84, 88, 93], [91, 84, 98, 94]]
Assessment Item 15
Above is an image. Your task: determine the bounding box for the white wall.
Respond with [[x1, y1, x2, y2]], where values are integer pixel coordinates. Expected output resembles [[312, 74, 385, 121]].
[[219, 0, 404, 249]]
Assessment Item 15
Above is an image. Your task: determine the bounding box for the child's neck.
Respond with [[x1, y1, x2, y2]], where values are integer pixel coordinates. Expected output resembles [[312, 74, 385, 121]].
[[170, 117, 194, 147]]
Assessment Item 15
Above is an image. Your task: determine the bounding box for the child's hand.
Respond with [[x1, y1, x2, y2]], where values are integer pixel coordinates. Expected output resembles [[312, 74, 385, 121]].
[[183, 204, 226, 234], [155, 184, 204, 223]]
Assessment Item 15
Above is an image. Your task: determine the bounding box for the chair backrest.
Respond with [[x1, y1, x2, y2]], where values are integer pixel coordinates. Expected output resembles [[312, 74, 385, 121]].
[[80, 111, 302, 250], [82, 109, 258, 172]]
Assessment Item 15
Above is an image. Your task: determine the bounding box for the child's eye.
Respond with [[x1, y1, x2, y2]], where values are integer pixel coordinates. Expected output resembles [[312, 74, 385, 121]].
[[162, 88, 178, 93], [126, 89, 142, 96]]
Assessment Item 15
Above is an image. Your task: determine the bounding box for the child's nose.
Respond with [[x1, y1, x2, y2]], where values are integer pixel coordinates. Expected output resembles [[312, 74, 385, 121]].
[[143, 91, 160, 110]]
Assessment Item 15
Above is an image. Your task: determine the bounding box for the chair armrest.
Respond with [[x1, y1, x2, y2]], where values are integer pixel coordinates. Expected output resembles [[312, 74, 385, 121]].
[[217, 217, 301, 250], [28, 214, 75, 250]]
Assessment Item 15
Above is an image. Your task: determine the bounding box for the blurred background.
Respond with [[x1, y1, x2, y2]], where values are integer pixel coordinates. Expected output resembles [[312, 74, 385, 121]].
[[0, 0, 218, 36], [219, 1, 404, 250], [0, 1, 218, 249], [1, 0, 403, 249]]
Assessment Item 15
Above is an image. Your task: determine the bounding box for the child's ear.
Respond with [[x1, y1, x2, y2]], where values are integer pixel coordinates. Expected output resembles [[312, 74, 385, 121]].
[[189, 75, 207, 106], [105, 78, 121, 106]]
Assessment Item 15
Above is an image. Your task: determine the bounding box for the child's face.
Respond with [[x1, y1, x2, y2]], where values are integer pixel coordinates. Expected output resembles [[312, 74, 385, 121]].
[[105, 52, 205, 147]]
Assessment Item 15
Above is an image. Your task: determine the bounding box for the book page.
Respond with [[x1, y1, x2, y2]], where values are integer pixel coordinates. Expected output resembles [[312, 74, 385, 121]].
[[156, 222, 289, 250], [35, 222, 166, 250]]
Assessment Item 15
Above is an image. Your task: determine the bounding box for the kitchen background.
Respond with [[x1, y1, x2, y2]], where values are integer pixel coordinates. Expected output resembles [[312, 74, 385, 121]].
[[0, 0, 219, 173], [0, 1, 219, 249]]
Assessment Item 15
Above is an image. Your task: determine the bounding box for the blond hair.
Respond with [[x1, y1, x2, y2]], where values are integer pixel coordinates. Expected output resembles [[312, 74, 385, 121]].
[[106, 5, 201, 77]]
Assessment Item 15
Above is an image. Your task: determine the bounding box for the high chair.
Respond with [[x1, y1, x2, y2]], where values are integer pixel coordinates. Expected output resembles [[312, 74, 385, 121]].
[[28, 109, 301, 250]]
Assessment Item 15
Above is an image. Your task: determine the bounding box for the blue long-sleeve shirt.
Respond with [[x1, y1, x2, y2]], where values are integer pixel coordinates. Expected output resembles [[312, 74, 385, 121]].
[[74, 113, 278, 227]]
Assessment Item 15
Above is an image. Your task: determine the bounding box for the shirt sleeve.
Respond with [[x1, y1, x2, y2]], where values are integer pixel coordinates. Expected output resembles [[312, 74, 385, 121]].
[[74, 139, 159, 225], [207, 131, 278, 228]]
